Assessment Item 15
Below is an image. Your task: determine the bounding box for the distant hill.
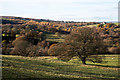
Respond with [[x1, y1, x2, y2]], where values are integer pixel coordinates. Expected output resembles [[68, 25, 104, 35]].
[[2, 16, 101, 24], [2, 16, 55, 24]]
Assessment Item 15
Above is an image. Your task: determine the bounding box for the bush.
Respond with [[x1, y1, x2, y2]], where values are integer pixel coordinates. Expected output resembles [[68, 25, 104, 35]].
[[26, 45, 49, 57]]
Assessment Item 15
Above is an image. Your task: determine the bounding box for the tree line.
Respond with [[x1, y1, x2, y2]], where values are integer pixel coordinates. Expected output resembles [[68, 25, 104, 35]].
[[2, 16, 120, 65]]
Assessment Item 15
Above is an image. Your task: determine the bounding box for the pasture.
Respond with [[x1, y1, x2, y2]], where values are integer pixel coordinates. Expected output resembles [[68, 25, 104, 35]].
[[2, 55, 119, 80]]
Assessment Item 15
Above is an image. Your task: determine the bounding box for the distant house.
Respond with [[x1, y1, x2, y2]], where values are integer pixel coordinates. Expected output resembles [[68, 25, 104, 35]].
[[101, 22, 106, 24]]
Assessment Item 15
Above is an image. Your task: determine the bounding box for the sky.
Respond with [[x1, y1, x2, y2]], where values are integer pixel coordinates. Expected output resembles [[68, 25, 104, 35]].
[[0, 0, 119, 22]]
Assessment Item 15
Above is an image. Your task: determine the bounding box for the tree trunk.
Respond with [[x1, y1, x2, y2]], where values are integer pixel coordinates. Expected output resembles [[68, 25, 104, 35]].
[[81, 57, 86, 65]]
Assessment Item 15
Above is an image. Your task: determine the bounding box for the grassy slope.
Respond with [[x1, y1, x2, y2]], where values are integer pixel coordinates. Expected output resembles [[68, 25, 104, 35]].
[[82, 24, 98, 28], [2, 55, 119, 80], [46, 34, 66, 43]]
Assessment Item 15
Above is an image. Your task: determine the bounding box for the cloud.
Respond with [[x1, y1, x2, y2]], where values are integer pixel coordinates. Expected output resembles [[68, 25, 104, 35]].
[[55, 15, 117, 22]]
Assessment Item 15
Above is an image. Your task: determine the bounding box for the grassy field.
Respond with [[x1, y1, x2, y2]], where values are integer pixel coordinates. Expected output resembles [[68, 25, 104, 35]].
[[82, 24, 98, 28], [46, 34, 66, 43], [1, 55, 119, 80]]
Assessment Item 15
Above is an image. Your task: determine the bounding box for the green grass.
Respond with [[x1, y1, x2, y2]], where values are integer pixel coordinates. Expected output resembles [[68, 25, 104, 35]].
[[114, 23, 118, 26], [69, 55, 119, 68], [82, 24, 98, 28], [114, 28, 120, 31], [46, 34, 67, 42], [2, 55, 120, 80]]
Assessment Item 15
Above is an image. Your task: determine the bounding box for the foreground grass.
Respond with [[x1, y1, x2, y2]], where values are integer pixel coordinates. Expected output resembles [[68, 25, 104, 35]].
[[2, 55, 119, 80]]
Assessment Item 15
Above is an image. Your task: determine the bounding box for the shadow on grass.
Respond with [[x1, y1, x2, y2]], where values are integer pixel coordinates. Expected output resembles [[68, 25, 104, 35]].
[[2, 57, 119, 80], [86, 64, 120, 68], [2, 78, 119, 80]]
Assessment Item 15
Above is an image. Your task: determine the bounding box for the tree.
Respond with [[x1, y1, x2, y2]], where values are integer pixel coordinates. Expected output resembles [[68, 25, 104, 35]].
[[25, 30, 46, 45], [11, 34, 49, 56], [2, 40, 12, 55], [11, 39, 31, 56], [48, 27, 107, 64]]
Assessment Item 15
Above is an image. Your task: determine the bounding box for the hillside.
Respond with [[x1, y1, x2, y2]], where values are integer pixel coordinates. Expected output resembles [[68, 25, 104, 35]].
[[2, 16, 54, 24], [2, 16, 120, 56]]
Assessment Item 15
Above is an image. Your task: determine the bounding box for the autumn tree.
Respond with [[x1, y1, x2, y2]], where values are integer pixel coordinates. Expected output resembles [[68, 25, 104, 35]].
[[25, 30, 46, 45], [10, 36, 32, 56], [48, 27, 107, 64], [25, 41, 49, 57], [11, 33, 48, 56]]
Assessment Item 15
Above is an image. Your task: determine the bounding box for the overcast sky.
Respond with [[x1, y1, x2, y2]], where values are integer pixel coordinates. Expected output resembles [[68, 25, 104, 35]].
[[0, 0, 119, 22]]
